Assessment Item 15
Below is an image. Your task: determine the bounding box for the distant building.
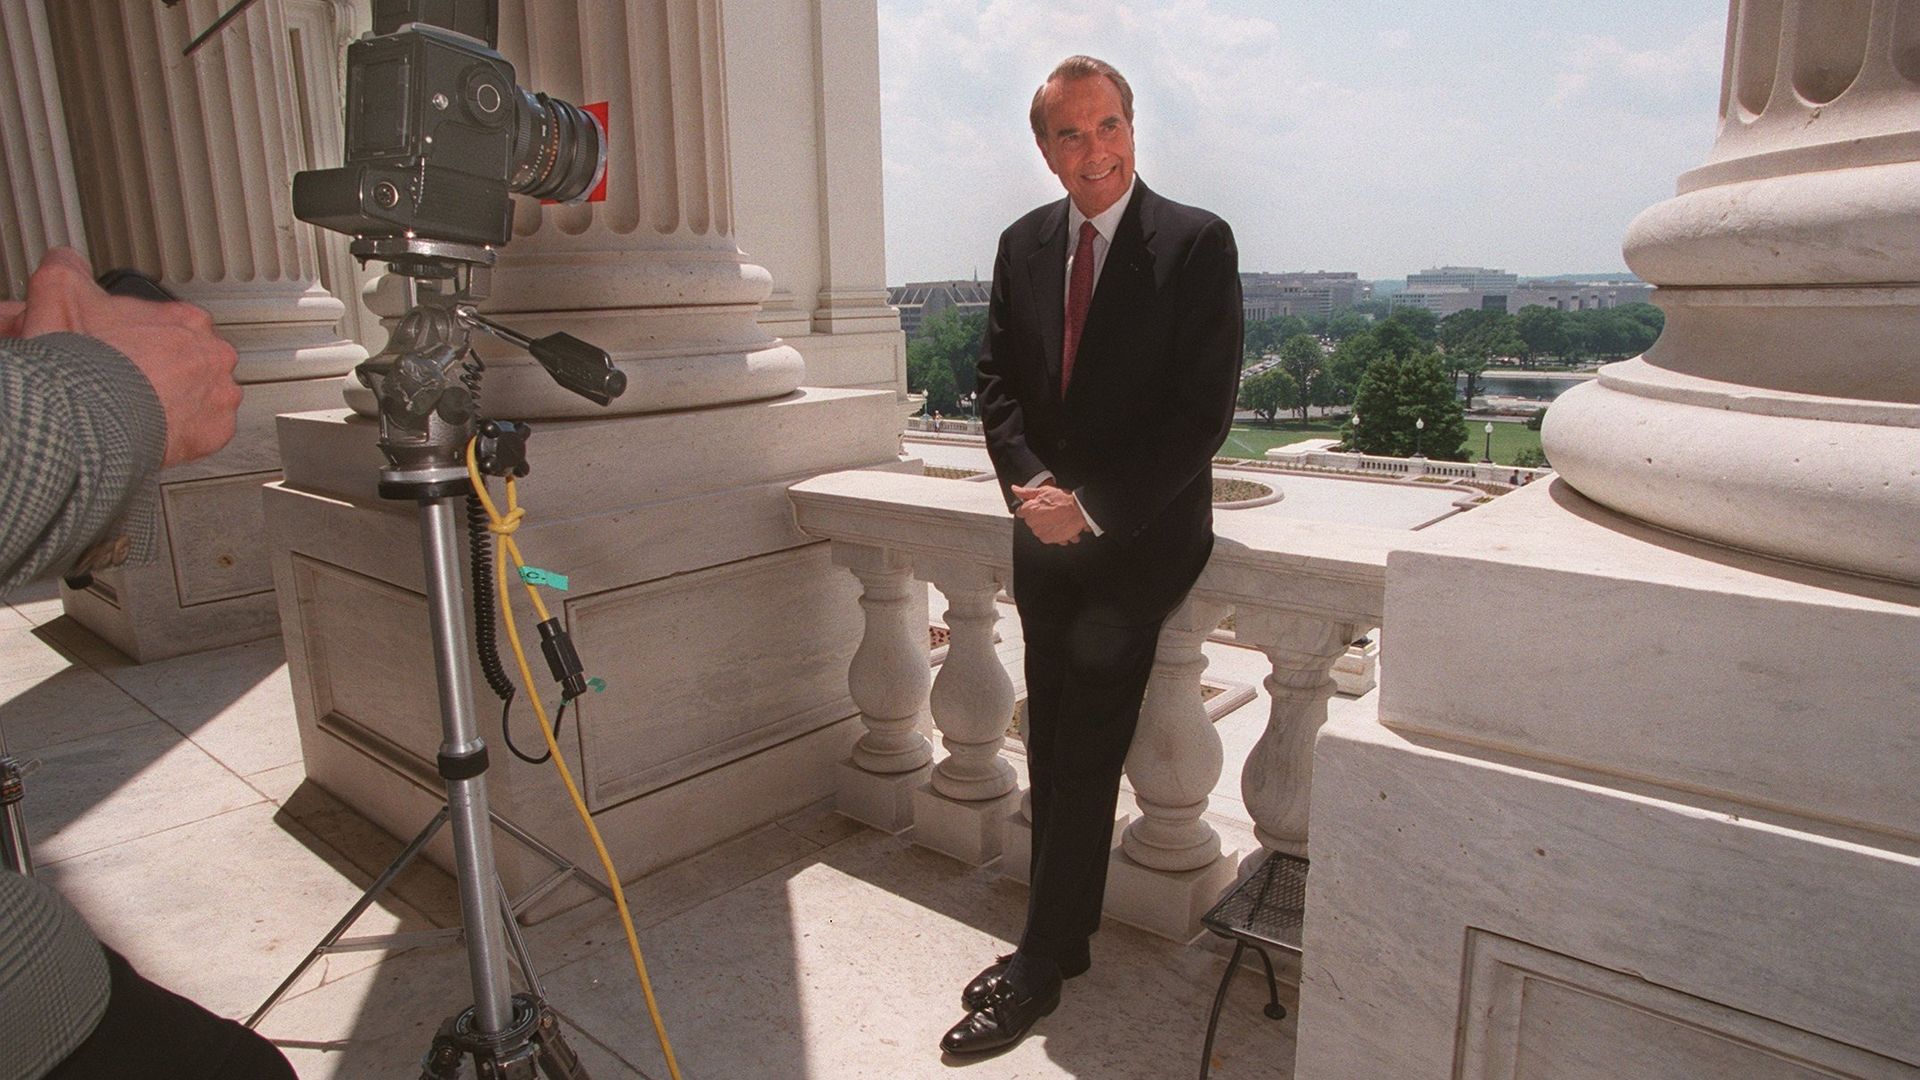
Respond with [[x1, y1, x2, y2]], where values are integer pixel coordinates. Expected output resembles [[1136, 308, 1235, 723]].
[[1241, 270, 1370, 321], [1407, 265, 1520, 292], [1393, 265, 1653, 317], [1506, 280, 1654, 311], [1392, 288, 1501, 317], [887, 279, 989, 337]]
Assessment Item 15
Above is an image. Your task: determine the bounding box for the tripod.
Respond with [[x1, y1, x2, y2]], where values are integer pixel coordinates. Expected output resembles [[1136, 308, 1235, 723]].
[[1, 725, 36, 875], [249, 240, 625, 1078]]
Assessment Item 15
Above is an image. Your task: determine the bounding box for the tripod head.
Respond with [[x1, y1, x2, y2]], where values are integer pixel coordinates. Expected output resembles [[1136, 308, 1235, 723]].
[[351, 237, 624, 500]]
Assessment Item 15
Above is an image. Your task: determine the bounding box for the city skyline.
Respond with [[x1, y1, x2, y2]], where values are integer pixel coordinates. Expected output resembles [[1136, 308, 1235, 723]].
[[877, 1, 1723, 284]]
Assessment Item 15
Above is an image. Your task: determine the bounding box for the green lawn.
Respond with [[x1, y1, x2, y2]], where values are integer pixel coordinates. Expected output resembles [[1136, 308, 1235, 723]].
[[1219, 418, 1544, 466]]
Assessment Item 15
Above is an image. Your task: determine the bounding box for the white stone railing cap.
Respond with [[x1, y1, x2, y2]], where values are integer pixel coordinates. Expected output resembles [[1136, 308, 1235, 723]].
[[789, 469, 1397, 624]]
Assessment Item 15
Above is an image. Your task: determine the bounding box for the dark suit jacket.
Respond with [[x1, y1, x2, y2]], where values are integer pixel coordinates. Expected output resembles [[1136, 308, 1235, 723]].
[[976, 179, 1243, 626]]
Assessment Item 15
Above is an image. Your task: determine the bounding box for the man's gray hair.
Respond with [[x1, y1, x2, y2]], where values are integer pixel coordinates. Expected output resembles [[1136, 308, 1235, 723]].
[[1029, 55, 1134, 141]]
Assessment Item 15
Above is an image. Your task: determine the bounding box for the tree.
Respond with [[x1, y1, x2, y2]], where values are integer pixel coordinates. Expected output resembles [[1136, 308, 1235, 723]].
[[1325, 310, 1373, 342], [1385, 305, 1438, 343], [1324, 330, 1382, 405], [1512, 305, 1570, 363], [906, 337, 959, 414], [915, 306, 987, 397], [1439, 309, 1523, 402], [1238, 367, 1297, 425], [1243, 314, 1311, 365], [1350, 348, 1469, 460], [1275, 333, 1326, 422]]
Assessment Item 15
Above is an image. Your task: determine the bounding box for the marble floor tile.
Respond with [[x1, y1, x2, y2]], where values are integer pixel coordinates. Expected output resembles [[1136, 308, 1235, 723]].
[[246, 760, 308, 805], [6, 579, 64, 625], [536, 828, 1295, 1080], [777, 797, 869, 849], [0, 603, 30, 632], [40, 799, 439, 1020], [278, 780, 463, 928], [0, 664, 155, 753], [520, 821, 829, 977], [22, 718, 265, 864], [75, 634, 303, 777], [1, 621, 81, 683]]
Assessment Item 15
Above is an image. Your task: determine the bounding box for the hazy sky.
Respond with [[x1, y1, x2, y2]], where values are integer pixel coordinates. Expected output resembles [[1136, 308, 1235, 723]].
[[877, 1, 1726, 284]]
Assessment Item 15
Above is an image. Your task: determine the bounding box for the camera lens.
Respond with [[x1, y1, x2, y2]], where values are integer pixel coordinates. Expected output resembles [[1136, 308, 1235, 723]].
[[508, 90, 606, 204]]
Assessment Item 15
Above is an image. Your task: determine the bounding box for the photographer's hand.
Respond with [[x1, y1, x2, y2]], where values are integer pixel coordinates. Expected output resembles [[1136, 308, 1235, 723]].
[[13, 248, 241, 467]]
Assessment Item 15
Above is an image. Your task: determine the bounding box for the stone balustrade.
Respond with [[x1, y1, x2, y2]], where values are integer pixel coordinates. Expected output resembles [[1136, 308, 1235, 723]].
[[1264, 447, 1554, 486], [789, 469, 1395, 939]]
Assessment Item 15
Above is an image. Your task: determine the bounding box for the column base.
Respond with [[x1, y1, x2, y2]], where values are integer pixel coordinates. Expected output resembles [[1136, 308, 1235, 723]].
[[1104, 847, 1241, 943], [910, 782, 1016, 865], [836, 758, 929, 834]]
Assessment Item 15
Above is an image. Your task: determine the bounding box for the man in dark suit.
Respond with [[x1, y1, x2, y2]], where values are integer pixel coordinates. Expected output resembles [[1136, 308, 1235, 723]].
[[940, 56, 1242, 1055]]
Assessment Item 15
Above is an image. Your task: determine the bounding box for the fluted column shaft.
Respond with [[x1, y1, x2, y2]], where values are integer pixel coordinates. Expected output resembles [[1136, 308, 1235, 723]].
[[835, 545, 934, 776], [45, 0, 361, 382], [0, 0, 87, 297], [1121, 598, 1228, 872], [1545, 0, 1920, 583], [451, 0, 802, 418], [1236, 610, 1355, 857], [922, 561, 1016, 801]]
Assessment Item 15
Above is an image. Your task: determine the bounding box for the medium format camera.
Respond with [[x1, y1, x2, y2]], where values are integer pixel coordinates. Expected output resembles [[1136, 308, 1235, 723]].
[[293, 5, 604, 248]]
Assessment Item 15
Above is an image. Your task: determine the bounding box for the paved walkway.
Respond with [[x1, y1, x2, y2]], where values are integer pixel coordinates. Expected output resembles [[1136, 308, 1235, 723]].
[[2, 575, 1323, 1079]]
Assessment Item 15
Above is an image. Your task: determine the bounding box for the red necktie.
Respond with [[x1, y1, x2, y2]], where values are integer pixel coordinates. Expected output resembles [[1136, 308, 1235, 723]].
[[1061, 221, 1097, 395]]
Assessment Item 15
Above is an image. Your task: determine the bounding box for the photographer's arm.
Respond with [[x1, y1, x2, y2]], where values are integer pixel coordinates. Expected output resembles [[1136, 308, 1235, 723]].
[[0, 249, 241, 596]]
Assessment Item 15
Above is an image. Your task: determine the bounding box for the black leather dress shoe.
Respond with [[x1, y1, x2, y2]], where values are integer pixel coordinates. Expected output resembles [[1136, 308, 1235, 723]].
[[961, 948, 1090, 1012], [940, 976, 1062, 1056]]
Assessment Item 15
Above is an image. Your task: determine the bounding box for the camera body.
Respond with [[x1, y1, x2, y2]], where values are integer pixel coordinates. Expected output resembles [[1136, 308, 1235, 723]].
[[293, 18, 602, 248]]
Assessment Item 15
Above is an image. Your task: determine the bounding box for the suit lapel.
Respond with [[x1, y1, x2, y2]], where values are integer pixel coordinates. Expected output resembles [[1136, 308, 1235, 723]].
[[1026, 200, 1069, 397]]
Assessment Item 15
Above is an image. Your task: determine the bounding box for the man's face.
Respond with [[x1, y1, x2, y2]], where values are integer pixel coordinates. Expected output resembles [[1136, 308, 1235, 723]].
[[1036, 75, 1135, 219]]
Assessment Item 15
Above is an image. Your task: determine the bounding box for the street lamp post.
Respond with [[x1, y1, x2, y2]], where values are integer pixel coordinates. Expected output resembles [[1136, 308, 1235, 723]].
[[1414, 416, 1426, 458], [1483, 420, 1494, 463], [1350, 412, 1360, 452]]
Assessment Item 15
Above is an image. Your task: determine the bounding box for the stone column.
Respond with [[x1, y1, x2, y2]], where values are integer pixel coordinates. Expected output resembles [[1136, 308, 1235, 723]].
[[807, 2, 901, 343], [1236, 610, 1354, 858], [0, 0, 87, 297], [420, 0, 804, 419], [44, 0, 365, 659], [1105, 597, 1240, 940], [834, 544, 934, 832], [1543, 0, 1920, 585], [912, 560, 1016, 864]]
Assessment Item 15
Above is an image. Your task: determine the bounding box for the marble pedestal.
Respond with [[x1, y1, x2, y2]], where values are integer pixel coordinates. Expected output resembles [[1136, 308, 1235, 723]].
[[61, 377, 352, 661], [262, 386, 900, 905], [910, 783, 1016, 866], [1292, 480, 1920, 1079]]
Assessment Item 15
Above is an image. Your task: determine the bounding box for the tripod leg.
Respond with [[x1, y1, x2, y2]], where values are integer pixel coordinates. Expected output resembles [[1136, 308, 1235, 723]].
[[498, 877, 549, 1002], [247, 807, 452, 1028], [532, 1002, 593, 1080]]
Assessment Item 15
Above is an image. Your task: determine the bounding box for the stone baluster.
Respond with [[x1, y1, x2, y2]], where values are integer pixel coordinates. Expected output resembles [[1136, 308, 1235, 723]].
[[1121, 598, 1231, 872], [43, 0, 366, 660], [0, 0, 87, 297], [1101, 598, 1240, 940], [1235, 609, 1357, 857], [925, 565, 1017, 800], [831, 544, 933, 832], [912, 560, 1017, 864]]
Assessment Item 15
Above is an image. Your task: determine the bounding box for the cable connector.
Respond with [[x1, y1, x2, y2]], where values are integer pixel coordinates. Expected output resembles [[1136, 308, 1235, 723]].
[[519, 566, 569, 591], [537, 619, 589, 701]]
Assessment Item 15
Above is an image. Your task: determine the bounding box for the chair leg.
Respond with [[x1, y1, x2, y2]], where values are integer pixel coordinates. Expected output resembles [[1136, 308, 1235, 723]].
[[1252, 946, 1286, 1020], [1199, 941, 1246, 1080]]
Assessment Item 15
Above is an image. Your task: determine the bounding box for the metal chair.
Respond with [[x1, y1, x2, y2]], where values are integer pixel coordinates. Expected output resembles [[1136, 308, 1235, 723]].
[[1197, 849, 1308, 1080]]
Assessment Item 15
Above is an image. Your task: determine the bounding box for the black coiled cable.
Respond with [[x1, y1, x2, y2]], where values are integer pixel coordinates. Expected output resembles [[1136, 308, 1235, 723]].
[[459, 351, 565, 765]]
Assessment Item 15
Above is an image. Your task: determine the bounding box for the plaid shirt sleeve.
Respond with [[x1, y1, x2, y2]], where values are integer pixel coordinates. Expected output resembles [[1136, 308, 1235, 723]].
[[0, 333, 167, 597]]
